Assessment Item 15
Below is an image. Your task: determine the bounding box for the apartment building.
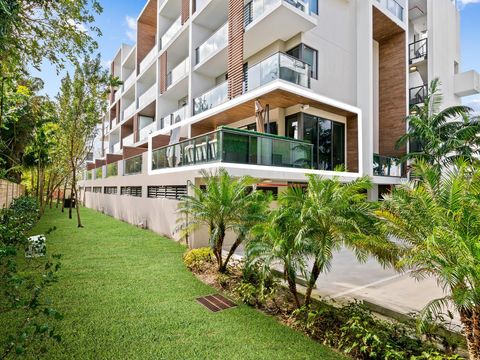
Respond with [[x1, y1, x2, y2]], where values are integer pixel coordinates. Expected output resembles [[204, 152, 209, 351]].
[[80, 0, 479, 247]]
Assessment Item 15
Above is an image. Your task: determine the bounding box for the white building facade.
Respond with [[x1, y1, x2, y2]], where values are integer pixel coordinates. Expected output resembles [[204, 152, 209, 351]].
[[80, 0, 479, 246]]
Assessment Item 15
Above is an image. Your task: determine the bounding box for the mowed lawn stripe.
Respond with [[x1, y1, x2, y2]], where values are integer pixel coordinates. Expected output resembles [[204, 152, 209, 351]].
[[31, 207, 344, 360]]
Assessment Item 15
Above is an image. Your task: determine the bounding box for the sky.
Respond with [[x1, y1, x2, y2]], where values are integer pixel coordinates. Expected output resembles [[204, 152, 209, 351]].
[[33, 0, 480, 111]]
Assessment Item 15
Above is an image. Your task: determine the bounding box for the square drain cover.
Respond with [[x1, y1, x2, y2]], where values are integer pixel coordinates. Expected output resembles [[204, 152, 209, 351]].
[[196, 294, 237, 312]]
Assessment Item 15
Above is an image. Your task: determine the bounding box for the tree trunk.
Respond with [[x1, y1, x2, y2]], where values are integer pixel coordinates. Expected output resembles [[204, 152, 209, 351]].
[[56, 185, 61, 208], [72, 168, 83, 227], [285, 268, 301, 309], [68, 171, 73, 220], [305, 260, 321, 307], [214, 227, 226, 272], [460, 309, 480, 360], [472, 308, 480, 360], [220, 234, 244, 273], [61, 179, 67, 213]]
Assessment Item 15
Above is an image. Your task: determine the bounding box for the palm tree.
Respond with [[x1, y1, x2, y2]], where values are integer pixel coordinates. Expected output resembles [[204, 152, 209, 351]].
[[177, 168, 265, 272], [398, 79, 479, 167], [247, 186, 308, 308], [376, 160, 480, 360], [299, 175, 398, 306]]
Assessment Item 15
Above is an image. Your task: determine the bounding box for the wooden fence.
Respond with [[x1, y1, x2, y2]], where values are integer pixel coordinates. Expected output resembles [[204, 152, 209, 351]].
[[0, 179, 26, 209]]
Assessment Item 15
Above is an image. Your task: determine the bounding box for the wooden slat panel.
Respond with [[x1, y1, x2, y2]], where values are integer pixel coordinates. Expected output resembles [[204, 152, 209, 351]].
[[123, 146, 147, 160], [106, 154, 123, 164], [347, 115, 359, 172], [227, 0, 245, 99], [181, 0, 190, 25]]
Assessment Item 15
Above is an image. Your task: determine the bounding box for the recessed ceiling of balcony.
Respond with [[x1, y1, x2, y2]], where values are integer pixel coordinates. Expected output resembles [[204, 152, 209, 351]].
[[138, 101, 156, 118], [122, 46, 136, 69], [159, 0, 181, 20], [408, 0, 427, 21], [243, 2, 317, 60], [162, 26, 189, 63], [193, 46, 228, 78], [138, 63, 156, 87], [373, 6, 404, 42], [192, 0, 228, 30], [138, 0, 157, 26]]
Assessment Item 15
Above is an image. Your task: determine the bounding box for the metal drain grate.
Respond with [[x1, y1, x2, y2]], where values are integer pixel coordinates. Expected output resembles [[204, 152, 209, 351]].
[[196, 294, 237, 312]]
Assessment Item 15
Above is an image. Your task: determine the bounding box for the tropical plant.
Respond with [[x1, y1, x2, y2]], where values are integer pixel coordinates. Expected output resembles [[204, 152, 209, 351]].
[[397, 79, 479, 167], [247, 186, 308, 308], [177, 169, 268, 272], [298, 175, 398, 306], [377, 160, 480, 360]]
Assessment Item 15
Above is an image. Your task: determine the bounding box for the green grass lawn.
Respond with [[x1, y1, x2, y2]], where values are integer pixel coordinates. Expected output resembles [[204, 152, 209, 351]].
[[28, 207, 343, 360]]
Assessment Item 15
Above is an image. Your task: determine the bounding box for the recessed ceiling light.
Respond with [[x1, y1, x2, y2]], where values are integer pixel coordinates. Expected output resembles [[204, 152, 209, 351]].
[[410, 66, 417, 72]]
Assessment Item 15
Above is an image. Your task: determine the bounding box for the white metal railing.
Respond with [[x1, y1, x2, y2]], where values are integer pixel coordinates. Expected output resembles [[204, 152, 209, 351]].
[[139, 121, 157, 141], [375, 0, 404, 21], [123, 133, 135, 147], [167, 57, 190, 88], [160, 17, 182, 50], [123, 102, 136, 120], [113, 142, 121, 153], [195, 22, 228, 65], [160, 106, 188, 129], [139, 46, 157, 74], [123, 71, 136, 90], [138, 84, 156, 109]]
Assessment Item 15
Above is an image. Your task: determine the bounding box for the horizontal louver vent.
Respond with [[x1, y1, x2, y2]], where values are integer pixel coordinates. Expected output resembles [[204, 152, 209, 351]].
[[147, 185, 187, 200], [104, 186, 118, 195], [93, 187, 102, 193], [120, 186, 142, 197]]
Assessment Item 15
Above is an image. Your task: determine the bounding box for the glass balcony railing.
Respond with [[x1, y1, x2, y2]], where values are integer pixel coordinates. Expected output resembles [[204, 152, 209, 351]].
[[409, 38, 428, 64], [409, 85, 427, 106], [195, 22, 228, 65], [375, 0, 404, 21], [139, 121, 158, 141], [167, 57, 190, 88], [113, 142, 121, 153], [87, 171, 93, 180], [123, 133, 135, 147], [160, 17, 182, 50], [160, 106, 188, 129], [152, 126, 313, 170], [246, 52, 310, 91], [138, 84, 156, 109], [244, 0, 309, 28], [373, 154, 404, 177], [139, 46, 157, 74], [124, 155, 143, 175], [123, 71, 136, 90], [106, 162, 118, 177], [123, 102, 136, 120], [111, 117, 117, 127], [193, 81, 228, 115]]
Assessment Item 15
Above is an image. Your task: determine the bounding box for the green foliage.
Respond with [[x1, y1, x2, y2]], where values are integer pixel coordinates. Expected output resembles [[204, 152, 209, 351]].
[[398, 79, 480, 167], [182, 247, 214, 272], [0, 197, 62, 358]]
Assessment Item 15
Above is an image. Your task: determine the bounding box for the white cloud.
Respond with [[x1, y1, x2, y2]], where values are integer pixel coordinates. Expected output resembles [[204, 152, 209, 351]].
[[67, 19, 88, 33], [125, 16, 137, 42], [457, 0, 480, 8]]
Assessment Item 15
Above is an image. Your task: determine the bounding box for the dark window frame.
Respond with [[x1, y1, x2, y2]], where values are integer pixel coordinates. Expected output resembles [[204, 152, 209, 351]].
[[286, 43, 318, 80]]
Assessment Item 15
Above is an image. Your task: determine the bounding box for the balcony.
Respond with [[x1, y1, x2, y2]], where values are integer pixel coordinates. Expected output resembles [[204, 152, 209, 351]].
[[375, 0, 404, 22], [123, 133, 135, 147], [139, 46, 157, 74], [409, 38, 428, 64], [243, 0, 316, 59], [124, 155, 143, 175], [193, 81, 228, 115], [111, 117, 117, 128], [409, 85, 427, 106], [245, 52, 310, 92], [160, 17, 182, 50], [195, 22, 228, 66], [123, 71, 136, 91], [139, 121, 158, 141], [152, 126, 313, 170], [106, 162, 118, 177], [454, 70, 480, 97], [195, 0, 209, 11], [373, 154, 404, 177], [113, 142, 121, 153], [167, 57, 189, 89], [114, 90, 121, 102], [123, 102, 136, 120], [138, 84, 156, 109], [160, 106, 188, 129], [95, 167, 103, 180]]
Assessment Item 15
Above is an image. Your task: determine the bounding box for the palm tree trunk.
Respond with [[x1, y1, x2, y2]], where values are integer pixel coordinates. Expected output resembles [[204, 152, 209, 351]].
[[215, 226, 225, 272], [305, 261, 321, 307], [220, 234, 244, 273], [285, 268, 301, 308], [460, 309, 480, 360], [472, 308, 480, 360]]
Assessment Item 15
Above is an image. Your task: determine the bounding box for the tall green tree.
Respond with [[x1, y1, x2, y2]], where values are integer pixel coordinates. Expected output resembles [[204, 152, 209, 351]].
[[397, 79, 479, 167], [56, 56, 113, 227], [377, 160, 480, 360], [177, 169, 268, 272]]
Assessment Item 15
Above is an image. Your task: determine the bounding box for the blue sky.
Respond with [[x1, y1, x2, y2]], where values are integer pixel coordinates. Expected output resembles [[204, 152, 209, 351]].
[[34, 0, 480, 110]]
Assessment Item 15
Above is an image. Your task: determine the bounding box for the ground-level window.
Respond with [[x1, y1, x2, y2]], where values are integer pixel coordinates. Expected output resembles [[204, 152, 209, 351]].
[[147, 185, 187, 200], [85, 187, 92, 192], [93, 187, 102, 193], [104, 186, 118, 195], [120, 186, 142, 197], [256, 186, 278, 199]]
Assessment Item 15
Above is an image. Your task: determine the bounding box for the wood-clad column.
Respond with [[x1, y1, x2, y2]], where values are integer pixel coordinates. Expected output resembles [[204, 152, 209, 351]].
[[181, 0, 190, 24], [227, 0, 245, 99], [160, 52, 168, 94], [347, 115, 359, 172], [133, 114, 139, 143]]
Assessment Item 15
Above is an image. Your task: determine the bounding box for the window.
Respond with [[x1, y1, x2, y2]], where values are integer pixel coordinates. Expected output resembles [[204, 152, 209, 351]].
[[85, 187, 92, 192], [104, 186, 118, 195], [147, 185, 187, 200], [287, 44, 318, 79], [120, 186, 142, 197], [93, 187, 102, 193], [309, 0, 318, 15], [241, 122, 278, 135]]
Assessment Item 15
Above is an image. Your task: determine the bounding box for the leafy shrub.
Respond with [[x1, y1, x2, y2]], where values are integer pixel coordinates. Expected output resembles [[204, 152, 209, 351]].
[[0, 196, 39, 246], [183, 248, 214, 272]]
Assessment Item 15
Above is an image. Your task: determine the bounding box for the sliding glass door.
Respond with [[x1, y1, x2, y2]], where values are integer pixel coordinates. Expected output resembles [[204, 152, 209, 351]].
[[286, 113, 345, 170]]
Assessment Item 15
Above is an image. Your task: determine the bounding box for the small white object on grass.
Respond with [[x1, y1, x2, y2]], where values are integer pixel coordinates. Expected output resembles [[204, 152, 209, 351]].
[[25, 235, 46, 258]]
